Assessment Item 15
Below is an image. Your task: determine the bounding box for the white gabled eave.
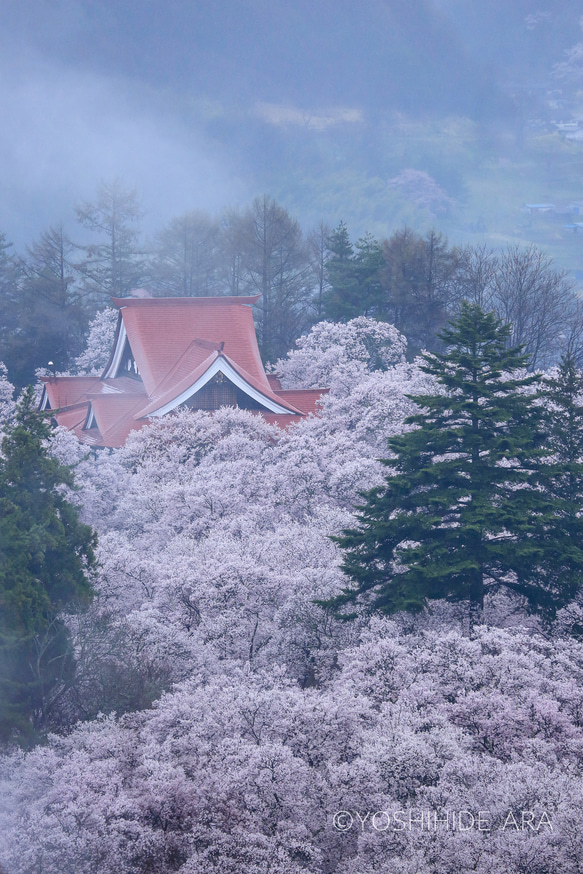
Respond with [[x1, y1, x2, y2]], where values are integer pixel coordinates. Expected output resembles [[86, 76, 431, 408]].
[[146, 357, 298, 418], [83, 405, 96, 430], [102, 321, 128, 379]]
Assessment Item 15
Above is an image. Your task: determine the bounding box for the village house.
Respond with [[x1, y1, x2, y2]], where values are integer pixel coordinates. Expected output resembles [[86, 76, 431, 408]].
[[39, 295, 327, 448]]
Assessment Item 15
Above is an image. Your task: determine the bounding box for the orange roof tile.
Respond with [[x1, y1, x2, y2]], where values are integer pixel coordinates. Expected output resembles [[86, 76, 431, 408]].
[[40, 295, 328, 447], [42, 376, 102, 410], [112, 295, 269, 397], [51, 403, 90, 432], [136, 352, 303, 418], [274, 388, 329, 415], [91, 394, 148, 439]]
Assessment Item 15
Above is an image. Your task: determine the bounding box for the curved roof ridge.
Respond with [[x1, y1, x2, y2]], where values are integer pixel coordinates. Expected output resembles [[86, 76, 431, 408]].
[[112, 294, 261, 308]]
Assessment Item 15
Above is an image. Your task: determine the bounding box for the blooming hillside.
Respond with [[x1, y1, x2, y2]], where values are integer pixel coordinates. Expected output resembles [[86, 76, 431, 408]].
[[1, 319, 583, 874]]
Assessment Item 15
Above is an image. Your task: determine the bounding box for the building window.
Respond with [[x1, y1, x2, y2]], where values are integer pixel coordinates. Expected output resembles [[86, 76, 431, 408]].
[[185, 372, 267, 411], [119, 339, 142, 381]]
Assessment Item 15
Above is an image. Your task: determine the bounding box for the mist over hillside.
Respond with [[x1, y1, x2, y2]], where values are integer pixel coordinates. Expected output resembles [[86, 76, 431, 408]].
[[2, 0, 504, 114], [438, 0, 583, 83], [2, 0, 583, 259]]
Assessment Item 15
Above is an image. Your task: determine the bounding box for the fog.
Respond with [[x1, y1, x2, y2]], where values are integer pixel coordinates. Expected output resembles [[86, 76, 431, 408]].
[[0, 31, 249, 245], [2, 0, 583, 250]]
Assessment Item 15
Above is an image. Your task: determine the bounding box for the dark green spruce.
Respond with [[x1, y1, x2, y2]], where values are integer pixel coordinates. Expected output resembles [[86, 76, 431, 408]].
[[0, 389, 97, 744], [329, 303, 581, 625], [532, 354, 583, 617], [323, 223, 384, 321]]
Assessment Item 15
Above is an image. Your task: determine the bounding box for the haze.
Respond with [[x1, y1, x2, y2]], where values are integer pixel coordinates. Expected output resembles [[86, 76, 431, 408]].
[[1, 0, 582, 253]]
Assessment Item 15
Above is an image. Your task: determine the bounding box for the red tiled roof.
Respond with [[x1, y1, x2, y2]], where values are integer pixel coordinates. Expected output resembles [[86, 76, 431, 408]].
[[89, 393, 149, 437], [42, 376, 102, 410], [274, 388, 330, 415], [88, 377, 147, 398], [41, 295, 329, 448], [267, 374, 282, 391], [112, 295, 269, 396], [137, 351, 303, 418], [51, 402, 90, 432], [91, 395, 152, 447]]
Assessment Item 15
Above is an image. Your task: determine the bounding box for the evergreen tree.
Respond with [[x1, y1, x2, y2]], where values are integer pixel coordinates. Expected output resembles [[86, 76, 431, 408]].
[[7, 226, 86, 387], [0, 390, 97, 743], [323, 224, 384, 321], [353, 232, 384, 317], [0, 233, 23, 382], [330, 303, 568, 625], [322, 222, 357, 320], [533, 354, 583, 603]]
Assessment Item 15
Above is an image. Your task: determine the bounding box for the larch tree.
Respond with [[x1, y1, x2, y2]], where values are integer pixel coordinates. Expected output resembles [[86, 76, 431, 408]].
[[380, 227, 459, 353], [490, 244, 576, 370], [306, 221, 331, 321], [149, 210, 222, 298], [233, 195, 311, 362], [75, 179, 145, 308]]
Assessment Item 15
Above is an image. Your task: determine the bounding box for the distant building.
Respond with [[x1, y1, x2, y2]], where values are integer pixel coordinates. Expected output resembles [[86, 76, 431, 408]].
[[40, 295, 327, 448], [522, 203, 555, 214]]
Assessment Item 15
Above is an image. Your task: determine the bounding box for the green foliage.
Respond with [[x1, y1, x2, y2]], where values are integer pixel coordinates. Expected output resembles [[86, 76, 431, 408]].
[[323, 223, 384, 320], [7, 227, 87, 387], [331, 304, 580, 624], [532, 355, 583, 602], [0, 389, 97, 743]]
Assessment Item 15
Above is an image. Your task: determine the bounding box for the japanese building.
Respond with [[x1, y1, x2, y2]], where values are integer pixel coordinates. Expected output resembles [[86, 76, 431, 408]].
[[39, 295, 327, 448]]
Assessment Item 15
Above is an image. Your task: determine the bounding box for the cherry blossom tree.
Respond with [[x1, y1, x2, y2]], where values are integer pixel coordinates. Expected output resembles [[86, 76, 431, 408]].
[[3, 313, 583, 872], [0, 362, 14, 429], [271, 316, 407, 389], [74, 306, 119, 374]]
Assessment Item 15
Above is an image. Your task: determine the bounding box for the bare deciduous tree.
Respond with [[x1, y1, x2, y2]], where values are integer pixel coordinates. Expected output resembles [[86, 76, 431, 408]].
[[75, 179, 146, 307], [454, 244, 579, 371], [491, 245, 576, 370], [226, 196, 312, 361], [149, 210, 222, 298], [306, 221, 330, 321]]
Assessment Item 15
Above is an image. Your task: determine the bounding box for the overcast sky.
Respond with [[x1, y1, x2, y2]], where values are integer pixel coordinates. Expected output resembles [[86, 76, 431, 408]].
[[0, 1, 257, 247], [0, 0, 576, 249]]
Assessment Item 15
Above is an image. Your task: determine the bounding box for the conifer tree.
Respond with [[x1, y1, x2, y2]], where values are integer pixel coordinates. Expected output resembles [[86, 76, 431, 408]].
[[323, 224, 384, 321], [331, 303, 568, 625], [532, 354, 583, 603], [322, 222, 357, 320], [0, 390, 96, 743], [75, 179, 145, 308]]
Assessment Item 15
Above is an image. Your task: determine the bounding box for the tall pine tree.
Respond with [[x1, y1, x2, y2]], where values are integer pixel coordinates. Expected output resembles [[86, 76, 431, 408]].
[[331, 303, 574, 625]]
